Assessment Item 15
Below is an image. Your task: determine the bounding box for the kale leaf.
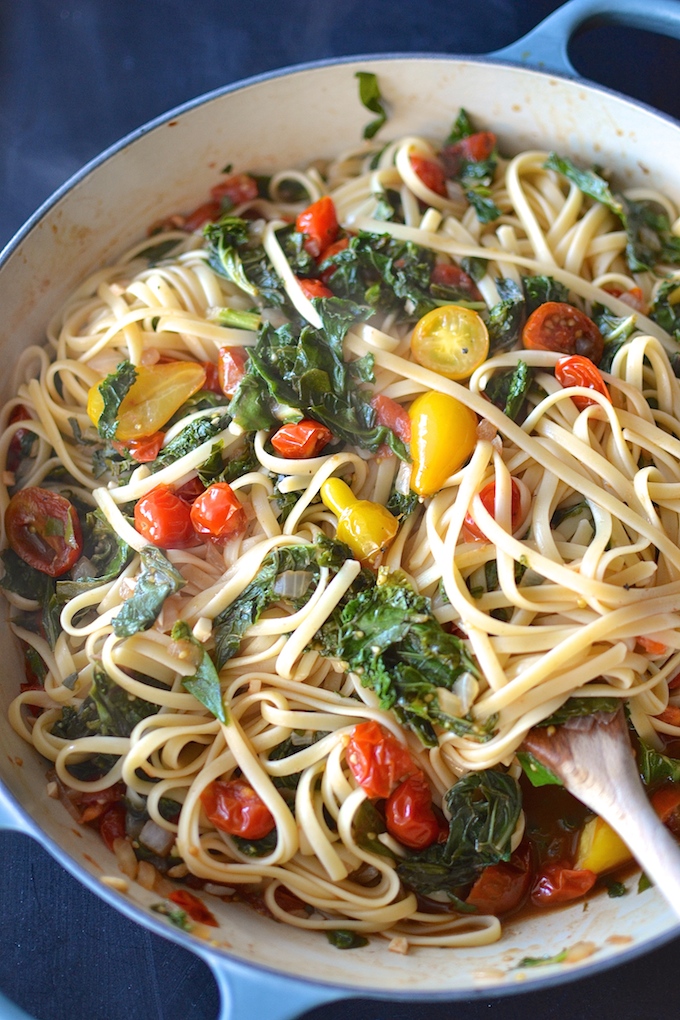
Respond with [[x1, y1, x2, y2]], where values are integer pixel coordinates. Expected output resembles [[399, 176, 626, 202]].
[[112, 546, 185, 637], [171, 620, 226, 723], [52, 665, 159, 740], [203, 216, 287, 307], [522, 274, 570, 315], [544, 153, 623, 218], [151, 412, 231, 473], [537, 696, 619, 728], [440, 110, 501, 223], [484, 360, 533, 421], [94, 361, 138, 440], [486, 278, 525, 354], [355, 71, 388, 140], [649, 279, 680, 343], [56, 509, 131, 601], [637, 737, 680, 787]]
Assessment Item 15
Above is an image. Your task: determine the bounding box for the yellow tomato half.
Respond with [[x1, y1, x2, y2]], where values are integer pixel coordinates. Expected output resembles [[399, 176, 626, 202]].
[[411, 304, 489, 380], [409, 391, 477, 497], [87, 361, 206, 440]]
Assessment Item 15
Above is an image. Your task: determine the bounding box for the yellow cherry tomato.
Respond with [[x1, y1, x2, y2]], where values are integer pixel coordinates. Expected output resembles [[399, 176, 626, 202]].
[[409, 390, 477, 497], [411, 304, 489, 380], [87, 361, 206, 440], [574, 816, 631, 874], [320, 477, 398, 568]]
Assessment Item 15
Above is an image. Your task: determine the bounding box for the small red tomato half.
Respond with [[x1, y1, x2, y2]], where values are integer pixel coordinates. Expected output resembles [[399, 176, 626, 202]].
[[440, 132, 497, 177], [270, 419, 333, 459], [6, 403, 35, 472], [295, 195, 339, 258], [168, 889, 219, 927], [210, 172, 259, 208], [385, 774, 441, 850], [190, 482, 247, 540], [530, 860, 597, 906], [134, 485, 196, 548], [554, 354, 611, 411], [183, 201, 222, 232], [98, 802, 127, 852], [430, 262, 483, 301], [466, 842, 533, 916], [5, 487, 83, 577], [297, 277, 333, 300], [217, 346, 249, 398], [522, 302, 604, 364], [319, 237, 349, 284], [201, 360, 222, 394], [410, 155, 447, 197], [201, 778, 275, 840], [462, 478, 523, 543], [113, 430, 165, 463], [346, 720, 419, 800]]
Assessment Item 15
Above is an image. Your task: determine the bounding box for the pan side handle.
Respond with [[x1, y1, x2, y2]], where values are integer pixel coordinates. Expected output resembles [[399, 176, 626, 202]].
[[490, 0, 680, 77], [200, 951, 350, 1020]]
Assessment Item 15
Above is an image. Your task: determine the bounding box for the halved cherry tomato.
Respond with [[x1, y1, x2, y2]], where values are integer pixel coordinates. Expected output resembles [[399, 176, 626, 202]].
[[210, 172, 259, 207], [385, 774, 441, 849], [216, 346, 249, 398], [371, 394, 412, 454], [652, 785, 680, 836], [430, 262, 483, 301], [346, 720, 419, 800], [98, 802, 127, 852], [440, 132, 497, 177], [411, 304, 489, 380], [134, 485, 196, 548], [462, 478, 523, 543], [271, 419, 333, 459], [531, 860, 597, 905], [183, 201, 222, 232], [410, 155, 447, 197], [190, 482, 247, 540], [522, 302, 604, 364], [169, 889, 219, 927], [466, 841, 533, 916], [636, 635, 668, 657], [297, 277, 333, 300], [87, 361, 206, 441], [554, 354, 611, 411], [6, 404, 35, 472], [319, 237, 349, 283], [113, 430, 165, 463], [201, 778, 275, 840], [5, 487, 83, 577], [296, 196, 339, 258]]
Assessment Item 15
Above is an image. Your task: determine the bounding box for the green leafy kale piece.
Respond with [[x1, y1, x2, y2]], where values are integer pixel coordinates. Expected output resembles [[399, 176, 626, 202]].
[[231, 829, 279, 857], [112, 546, 185, 637], [164, 389, 229, 431], [522, 274, 570, 315], [171, 621, 226, 723], [486, 278, 525, 354], [484, 360, 533, 421], [537, 696, 619, 728], [622, 196, 680, 273], [396, 770, 521, 896], [516, 750, 562, 788], [544, 153, 624, 218], [446, 108, 476, 145], [386, 486, 420, 520], [151, 902, 193, 932], [52, 665, 159, 740], [94, 361, 138, 440], [352, 798, 395, 860], [315, 574, 493, 746], [637, 737, 680, 787], [355, 71, 387, 140], [593, 304, 639, 371], [203, 216, 288, 307], [228, 297, 409, 458], [197, 434, 258, 487], [56, 509, 131, 601], [649, 279, 680, 343], [326, 929, 369, 950], [151, 412, 231, 473], [0, 548, 54, 602], [441, 111, 501, 223]]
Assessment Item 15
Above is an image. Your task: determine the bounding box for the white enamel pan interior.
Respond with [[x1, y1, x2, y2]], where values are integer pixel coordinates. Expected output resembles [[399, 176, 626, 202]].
[[3, 1, 680, 1018]]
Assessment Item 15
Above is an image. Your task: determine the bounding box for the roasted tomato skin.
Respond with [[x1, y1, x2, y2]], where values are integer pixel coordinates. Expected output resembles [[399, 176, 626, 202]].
[[346, 720, 419, 800], [522, 302, 604, 364], [462, 478, 523, 543], [554, 354, 611, 411], [201, 778, 275, 840], [133, 485, 196, 548], [189, 482, 247, 540], [385, 774, 441, 849], [466, 841, 533, 916], [270, 419, 333, 458], [5, 486, 83, 577], [295, 196, 339, 258], [217, 346, 249, 398], [530, 860, 597, 905]]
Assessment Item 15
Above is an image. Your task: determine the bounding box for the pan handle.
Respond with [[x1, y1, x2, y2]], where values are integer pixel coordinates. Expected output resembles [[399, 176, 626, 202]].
[[490, 0, 680, 77], [199, 951, 349, 1020], [0, 991, 37, 1020]]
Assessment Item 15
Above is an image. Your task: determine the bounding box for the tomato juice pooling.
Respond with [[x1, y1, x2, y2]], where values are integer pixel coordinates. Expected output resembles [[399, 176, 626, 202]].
[[5, 89, 680, 948]]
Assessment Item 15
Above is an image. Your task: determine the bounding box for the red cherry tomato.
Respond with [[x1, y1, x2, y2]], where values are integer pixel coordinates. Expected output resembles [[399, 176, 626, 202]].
[[5, 487, 83, 577], [466, 841, 533, 916], [175, 477, 206, 503], [319, 237, 350, 283], [440, 132, 497, 176], [371, 395, 412, 445], [530, 860, 597, 906], [168, 889, 218, 927], [113, 430, 165, 463], [346, 720, 419, 800], [385, 774, 441, 849], [297, 277, 334, 300], [183, 201, 222, 232], [210, 173, 259, 207], [430, 262, 483, 301], [270, 419, 333, 459], [410, 155, 447, 197], [202, 360, 222, 393], [190, 482, 247, 540], [652, 784, 680, 836], [295, 196, 339, 258], [603, 285, 646, 313], [6, 404, 35, 472], [201, 778, 275, 840], [522, 302, 604, 364], [66, 782, 126, 825], [217, 346, 249, 398], [554, 354, 611, 411], [134, 485, 196, 548], [462, 478, 523, 543], [636, 635, 667, 657], [98, 802, 127, 852]]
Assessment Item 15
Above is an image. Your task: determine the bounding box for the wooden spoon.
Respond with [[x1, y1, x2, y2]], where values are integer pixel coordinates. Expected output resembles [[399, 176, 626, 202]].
[[522, 706, 680, 920]]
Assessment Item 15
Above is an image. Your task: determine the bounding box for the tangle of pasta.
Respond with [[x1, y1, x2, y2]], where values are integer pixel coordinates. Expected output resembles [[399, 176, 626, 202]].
[[4, 111, 680, 951]]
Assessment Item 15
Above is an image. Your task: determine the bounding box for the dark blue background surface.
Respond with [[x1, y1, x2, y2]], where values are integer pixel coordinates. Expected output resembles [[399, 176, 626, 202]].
[[2, 2, 680, 1017]]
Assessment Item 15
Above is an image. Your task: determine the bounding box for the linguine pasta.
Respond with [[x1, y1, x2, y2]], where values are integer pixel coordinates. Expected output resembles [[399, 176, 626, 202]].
[[4, 110, 680, 949]]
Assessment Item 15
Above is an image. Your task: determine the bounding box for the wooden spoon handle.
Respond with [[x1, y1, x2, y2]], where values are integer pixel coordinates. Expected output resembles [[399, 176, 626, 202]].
[[523, 708, 680, 919]]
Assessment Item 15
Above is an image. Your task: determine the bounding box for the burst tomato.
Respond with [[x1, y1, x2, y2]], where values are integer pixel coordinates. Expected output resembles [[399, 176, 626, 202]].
[[385, 774, 441, 849], [210, 172, 259, 207], [439, 131, 497, 176], [216, 346, 248, 398], [297, 277, 333, 300], [202, 360, 222, 393], [113, 430, 165, 463], [410, 155, 447, 196], [462, 478, 523, 543], [98, 802, 127, 852], [466, 842, 533, 916], [346, 720, 419, 800], [183, 201, 221, 232], [5, 487, 83, 577], [6, 404, 35, 472], [531, 860, 597, 905], [554, 354, 611, 411], [270, 419, 333, 459], [201, 779, 275, 840], [652, 784, 680, 836], [522, 302, 604, 363], [295, 195, 339, 258], [190, 482, 247, 540], [134, 485, 196, 548], [430, 262, 482, 301]]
